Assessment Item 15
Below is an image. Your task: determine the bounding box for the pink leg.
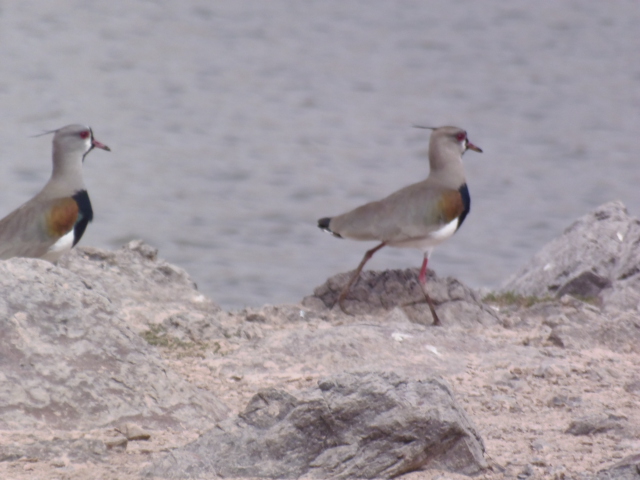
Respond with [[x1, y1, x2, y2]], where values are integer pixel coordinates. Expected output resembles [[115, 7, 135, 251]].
[[418, 254, 441, 326], [419, 256, 428, 285]]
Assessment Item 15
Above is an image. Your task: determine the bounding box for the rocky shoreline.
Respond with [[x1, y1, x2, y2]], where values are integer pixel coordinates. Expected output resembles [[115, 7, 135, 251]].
[[0, 201, 639, 479]]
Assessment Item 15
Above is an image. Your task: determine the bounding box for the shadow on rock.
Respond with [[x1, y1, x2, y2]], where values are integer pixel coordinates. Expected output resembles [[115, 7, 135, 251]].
[[146, 371, 486, 479], [303, 267, 499, 327]]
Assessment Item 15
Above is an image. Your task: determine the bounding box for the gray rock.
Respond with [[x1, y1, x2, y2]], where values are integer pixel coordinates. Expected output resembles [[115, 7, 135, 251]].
[[624, 380, 640, 395], [556, 271, 611, 299], [548, 395, 582, 409], [0, 248, 228, 431], [147, 372, 486, 479], [566, 414, 627, 436], [502, 201, 631, 296], [540, 304, 640, 354], [494, 294, 640, 354], [502, 201, 640, 312], [593, 453, 640, 480], [303, 268, 499, 326], [59, 240, 225, 339], [117, 423, 152, 441], [0, 437, 108, 464]]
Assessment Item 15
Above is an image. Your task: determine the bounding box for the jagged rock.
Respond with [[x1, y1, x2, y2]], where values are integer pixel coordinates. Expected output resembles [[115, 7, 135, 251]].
[[566, 414, 627, 436], [146, 372, 486, 479], [556, 271, 611, 299], [502, 201, 640, 312], [594, 453, 640, 480], [0, 251, 228, 431], [0, 437, 108, 464], [1, 207, 639, 479], [303, 267, 499, 326], [497, 295, 640, 354], [102, 430, 128, 450], [58, 240, 225, 339], [116, 423, 152, 441], [624, 380, 640, 395]]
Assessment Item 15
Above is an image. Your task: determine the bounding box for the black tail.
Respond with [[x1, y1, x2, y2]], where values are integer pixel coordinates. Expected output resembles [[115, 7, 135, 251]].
[[318, 217, 331, 231], [318, 217, 342, 238]]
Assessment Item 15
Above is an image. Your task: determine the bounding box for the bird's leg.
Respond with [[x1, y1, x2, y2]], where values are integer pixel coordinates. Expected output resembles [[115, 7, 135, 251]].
[[418, 255, 441, 326], [337, 242, 386, 315]]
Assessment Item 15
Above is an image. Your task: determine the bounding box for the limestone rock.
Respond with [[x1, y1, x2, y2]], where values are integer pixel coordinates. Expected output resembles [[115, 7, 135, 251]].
[[303, 267, 499, 326], [566, 414, 627, 436], [594, 453, 640, 480], [502, 201, 640, 312], [117, 423, 152, 441], [0, 437, 107, 464], [0, 252, 228, 431], [147, 372, 486, 479], [59, 240, 224, 338]]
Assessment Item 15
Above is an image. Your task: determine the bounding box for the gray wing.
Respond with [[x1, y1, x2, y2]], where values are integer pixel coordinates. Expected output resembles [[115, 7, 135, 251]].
[[0, 198, 76, 259], [329, 179, 463, 243]]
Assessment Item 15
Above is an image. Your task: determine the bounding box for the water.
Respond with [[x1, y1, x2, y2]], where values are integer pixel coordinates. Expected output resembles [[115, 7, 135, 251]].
[[0, 1, 638, 309]]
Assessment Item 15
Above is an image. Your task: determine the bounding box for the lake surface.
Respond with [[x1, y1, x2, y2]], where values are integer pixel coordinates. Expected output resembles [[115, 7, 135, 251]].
[[0, 1, 638, 309]]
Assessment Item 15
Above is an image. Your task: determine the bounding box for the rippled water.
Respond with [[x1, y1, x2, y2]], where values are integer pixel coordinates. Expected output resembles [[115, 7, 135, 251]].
[[0, 1, 638, 309]]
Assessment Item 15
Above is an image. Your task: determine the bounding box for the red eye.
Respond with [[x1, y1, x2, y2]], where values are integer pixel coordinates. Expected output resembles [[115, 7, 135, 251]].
[[456, 132, 466, 142], [79, 130, 90, 139]]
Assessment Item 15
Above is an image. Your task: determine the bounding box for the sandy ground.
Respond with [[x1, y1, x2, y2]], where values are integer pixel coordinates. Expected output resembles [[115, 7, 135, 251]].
[[0, 292, 637, 480]]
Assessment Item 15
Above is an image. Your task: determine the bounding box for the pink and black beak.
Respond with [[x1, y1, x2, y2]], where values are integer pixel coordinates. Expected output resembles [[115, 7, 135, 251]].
[[90, 128, 111, 152], [465, 138, 482, 153], [83, 128, 110, 161]]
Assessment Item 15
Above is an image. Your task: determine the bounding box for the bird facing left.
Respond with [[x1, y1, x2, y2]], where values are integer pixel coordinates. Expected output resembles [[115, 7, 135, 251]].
[[0, 124, 110, 262]]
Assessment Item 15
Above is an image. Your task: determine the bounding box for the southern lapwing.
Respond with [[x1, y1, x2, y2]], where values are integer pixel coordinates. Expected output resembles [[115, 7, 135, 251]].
[[0, 124, 110, 262], [318, 125, 482, 324]]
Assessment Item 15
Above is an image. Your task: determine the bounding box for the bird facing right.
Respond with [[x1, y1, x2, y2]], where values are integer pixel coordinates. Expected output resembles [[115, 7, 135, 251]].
[[0, 124, 110, 262], [318, 125, 482, 324]]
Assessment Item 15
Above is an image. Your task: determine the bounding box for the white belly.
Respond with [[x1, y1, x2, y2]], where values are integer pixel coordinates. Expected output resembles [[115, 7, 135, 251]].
[[388, 217, 459, 253], [42, 229, 74, 263]]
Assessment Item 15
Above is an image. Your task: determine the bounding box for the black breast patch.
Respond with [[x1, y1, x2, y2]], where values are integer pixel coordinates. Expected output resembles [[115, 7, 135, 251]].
[[456, 183, 471, 230], [71, 190, 93, 246]]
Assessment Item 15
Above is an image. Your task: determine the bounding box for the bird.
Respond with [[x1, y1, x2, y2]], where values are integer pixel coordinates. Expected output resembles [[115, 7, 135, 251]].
[[0, 124, 110, 262], [317, 125, 482, 325]]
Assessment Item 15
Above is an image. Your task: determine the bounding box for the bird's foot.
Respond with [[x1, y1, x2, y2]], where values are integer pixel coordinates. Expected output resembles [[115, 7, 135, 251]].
[[399, 298, 441, 326], [426, 300, 442, 326], [336, 291, 354, 316]]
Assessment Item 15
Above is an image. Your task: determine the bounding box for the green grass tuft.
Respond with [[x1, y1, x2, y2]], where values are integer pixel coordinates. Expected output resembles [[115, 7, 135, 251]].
[[483, 291, 552, 308], [140, 324, 205, 358]]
